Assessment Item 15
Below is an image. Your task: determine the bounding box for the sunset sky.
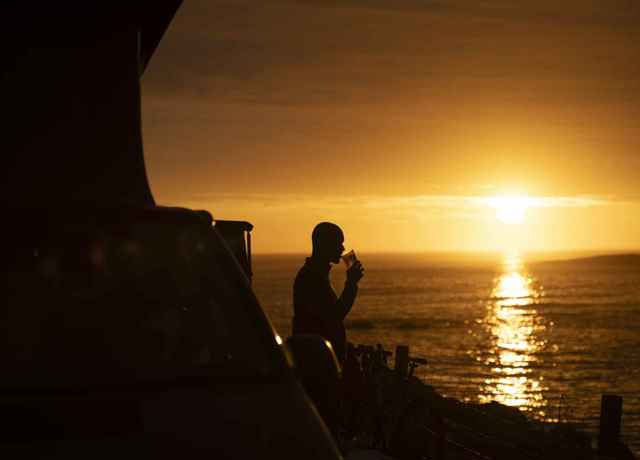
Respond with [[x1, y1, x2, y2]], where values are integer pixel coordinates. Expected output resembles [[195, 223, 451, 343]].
[[141, 0, 640, 254]]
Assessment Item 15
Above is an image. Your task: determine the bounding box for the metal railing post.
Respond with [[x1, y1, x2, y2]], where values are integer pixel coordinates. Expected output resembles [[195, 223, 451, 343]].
[[598, 394, 623, 454]]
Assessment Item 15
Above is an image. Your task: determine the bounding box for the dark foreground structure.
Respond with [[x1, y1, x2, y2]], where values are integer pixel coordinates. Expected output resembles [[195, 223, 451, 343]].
[[340, 345, 637, 460], [2, 3, 343, 459]]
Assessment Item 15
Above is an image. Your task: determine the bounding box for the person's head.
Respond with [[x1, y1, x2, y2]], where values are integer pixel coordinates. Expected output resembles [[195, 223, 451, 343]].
[[311, 222, 345, 264]]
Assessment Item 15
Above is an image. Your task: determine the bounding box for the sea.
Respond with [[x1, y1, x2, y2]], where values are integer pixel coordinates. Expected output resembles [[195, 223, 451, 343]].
[[252, 252, 640, 455]]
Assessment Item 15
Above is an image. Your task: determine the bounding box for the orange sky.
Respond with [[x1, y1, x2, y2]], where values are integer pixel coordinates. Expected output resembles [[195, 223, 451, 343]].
[[141, 0, 640, 253]]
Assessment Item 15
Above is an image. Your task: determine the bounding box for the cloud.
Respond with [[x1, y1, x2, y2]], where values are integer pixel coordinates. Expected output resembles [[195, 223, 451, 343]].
[[180, 192, 615, 219], [144, 0, 640, 110], [143, 0, 640, 209], [475, 195, 610, 209], [284, 0, 639, 26], [166, 191, 640, 253]]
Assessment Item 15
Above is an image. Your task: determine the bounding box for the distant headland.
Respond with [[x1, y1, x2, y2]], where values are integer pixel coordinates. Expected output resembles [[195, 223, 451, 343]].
[[535, 253, 640, 267]]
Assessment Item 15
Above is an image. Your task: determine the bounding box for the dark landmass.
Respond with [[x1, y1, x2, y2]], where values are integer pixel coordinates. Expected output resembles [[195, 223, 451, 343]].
[[533, 253, 640, 269]]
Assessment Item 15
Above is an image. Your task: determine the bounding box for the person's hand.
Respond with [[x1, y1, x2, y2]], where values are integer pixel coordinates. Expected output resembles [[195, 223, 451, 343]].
[[346, 260, 364, 285]]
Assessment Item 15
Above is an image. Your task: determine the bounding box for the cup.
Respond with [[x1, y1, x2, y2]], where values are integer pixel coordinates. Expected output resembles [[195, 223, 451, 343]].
[[341, 249, 357, 268]]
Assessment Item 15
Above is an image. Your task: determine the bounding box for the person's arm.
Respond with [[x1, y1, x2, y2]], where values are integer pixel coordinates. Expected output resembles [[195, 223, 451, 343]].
[[335, 280, 357, 321], [333, 260, 364, 321]]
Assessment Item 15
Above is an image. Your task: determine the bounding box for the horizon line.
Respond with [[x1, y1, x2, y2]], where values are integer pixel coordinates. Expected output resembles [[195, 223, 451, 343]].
[[250, 248, 640, 256]]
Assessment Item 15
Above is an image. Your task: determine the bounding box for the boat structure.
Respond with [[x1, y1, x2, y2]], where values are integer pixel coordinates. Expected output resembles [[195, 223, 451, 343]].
[[2, 3, 342, 459]]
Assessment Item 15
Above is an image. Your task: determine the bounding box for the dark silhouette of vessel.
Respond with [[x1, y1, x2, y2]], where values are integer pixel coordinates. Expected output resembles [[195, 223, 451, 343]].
[[2, 3, 342, 458]]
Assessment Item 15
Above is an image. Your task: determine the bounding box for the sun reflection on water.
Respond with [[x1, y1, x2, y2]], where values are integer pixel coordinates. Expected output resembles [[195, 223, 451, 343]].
[[478, 255, 549, 415]]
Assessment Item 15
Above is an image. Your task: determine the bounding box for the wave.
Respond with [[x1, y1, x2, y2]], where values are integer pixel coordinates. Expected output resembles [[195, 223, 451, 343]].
[[346, 317, 466, 330], [525, 302, 640, 313]]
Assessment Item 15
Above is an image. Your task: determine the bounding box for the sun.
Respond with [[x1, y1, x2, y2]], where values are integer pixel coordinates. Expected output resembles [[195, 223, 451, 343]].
[[486, 195, 532, 225]]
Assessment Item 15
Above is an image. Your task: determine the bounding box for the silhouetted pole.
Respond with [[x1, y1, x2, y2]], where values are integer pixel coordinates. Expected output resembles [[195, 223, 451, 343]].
[[434, 413, 447, 460], [246, 230, 252, 283], [598, 394, 623, 454], [395, 345, 409, 378]]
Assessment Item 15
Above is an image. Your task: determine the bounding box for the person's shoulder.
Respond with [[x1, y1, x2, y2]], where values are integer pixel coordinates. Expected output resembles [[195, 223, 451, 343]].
[[294, 260, 310, 280], [294, 259, 319, 287]]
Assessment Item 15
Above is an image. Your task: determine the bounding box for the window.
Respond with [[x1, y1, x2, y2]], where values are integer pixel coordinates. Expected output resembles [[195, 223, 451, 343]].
[[3, 214, 276, 388]]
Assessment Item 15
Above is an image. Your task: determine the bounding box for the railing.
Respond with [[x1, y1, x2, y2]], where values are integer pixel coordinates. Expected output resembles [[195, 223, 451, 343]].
[[214, 220, 253, 282]]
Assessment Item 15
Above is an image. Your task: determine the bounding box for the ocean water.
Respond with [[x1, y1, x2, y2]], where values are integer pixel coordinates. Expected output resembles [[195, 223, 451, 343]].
[[252, 253, 640, 455]]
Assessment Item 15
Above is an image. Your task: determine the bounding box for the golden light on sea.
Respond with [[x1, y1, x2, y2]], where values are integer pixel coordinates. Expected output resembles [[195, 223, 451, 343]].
[[478, 255, 549, 415]]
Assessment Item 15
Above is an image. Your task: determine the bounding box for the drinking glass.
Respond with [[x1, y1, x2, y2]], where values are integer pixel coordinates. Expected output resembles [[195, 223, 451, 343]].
[[341, 249, 357, 268]]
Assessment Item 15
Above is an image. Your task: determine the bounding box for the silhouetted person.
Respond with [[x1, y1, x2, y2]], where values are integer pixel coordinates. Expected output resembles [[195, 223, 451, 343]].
[[293, 222, 364, 363]]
